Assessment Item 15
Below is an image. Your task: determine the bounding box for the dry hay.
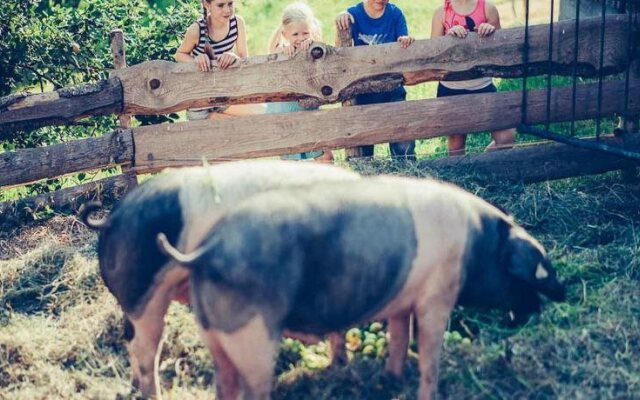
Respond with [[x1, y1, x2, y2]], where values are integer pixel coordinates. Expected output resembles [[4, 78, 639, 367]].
[[1, 165, 639, 399]]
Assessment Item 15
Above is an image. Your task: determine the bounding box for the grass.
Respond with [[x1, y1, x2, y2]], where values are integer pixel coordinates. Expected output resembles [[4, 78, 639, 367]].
[[1, 165, 639, 399]]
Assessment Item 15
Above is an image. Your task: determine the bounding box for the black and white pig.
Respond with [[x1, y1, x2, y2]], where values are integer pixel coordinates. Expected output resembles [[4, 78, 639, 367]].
[[80, 160, 360, 399], [158, 175, 566, 400]]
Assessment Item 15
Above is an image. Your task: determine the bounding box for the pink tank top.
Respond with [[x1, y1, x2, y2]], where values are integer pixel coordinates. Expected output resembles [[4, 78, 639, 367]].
[[443, 0, 487, 34], [440, 0, 492, 90]]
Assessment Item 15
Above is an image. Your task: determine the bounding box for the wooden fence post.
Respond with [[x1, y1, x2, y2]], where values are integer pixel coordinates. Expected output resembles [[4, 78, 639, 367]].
[[110, 28, 138, 186], [110, 29, 131, 129], [336, 19, 369, 160]]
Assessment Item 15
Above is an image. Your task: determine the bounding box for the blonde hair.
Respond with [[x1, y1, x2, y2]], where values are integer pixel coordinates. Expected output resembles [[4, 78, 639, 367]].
[[268, 2, 322, 53]]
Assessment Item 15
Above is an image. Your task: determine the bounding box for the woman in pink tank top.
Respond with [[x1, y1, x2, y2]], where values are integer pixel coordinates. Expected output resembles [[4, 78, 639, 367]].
[[443, 0, 490, 35], [431, 0, 515, 156]]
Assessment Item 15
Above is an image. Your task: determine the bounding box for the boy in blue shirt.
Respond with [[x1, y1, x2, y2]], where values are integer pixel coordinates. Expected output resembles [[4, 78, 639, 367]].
[[336, 0, 416, 160]]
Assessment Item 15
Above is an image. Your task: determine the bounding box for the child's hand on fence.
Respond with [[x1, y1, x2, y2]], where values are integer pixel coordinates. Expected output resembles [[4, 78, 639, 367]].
[[476, 23, 496, 37], [335, 12, 354, 30], [283, 44, 296, 57], [216, 52, 239, 69], [448, 25, 468, 38], [397, 36, 414, 49], [297, 38, 313, 52], [194, 54, 211, 72]]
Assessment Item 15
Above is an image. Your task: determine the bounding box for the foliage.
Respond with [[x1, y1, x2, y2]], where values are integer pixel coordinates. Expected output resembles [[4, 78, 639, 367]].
[[2, 0, 196, 96], [1, 0, 197, 149]]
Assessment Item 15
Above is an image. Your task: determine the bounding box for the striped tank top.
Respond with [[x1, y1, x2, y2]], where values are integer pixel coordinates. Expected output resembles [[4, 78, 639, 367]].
[[440, 0, 493, 91], [191, 15, 238, 57]]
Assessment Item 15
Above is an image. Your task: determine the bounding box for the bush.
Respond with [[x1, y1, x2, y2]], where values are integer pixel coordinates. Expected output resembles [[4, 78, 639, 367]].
[[1, 0, 197, 148]]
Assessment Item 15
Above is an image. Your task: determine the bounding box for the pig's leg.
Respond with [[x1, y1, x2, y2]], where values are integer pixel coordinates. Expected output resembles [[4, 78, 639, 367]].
[[415, 301, 455, 400], [200, 330, 241, 400], [214, 315, 279, 400], [384, 313, 411, 376], [126, 310, 166, 399], [328, 332, 347, 366], [126, 269, 189, 398]]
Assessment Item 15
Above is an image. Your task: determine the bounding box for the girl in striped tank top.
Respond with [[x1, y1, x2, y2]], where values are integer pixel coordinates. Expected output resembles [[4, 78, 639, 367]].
[[176, 0, 247, 71], [431, 0, 515, 156], [176, 1, 264, 119]]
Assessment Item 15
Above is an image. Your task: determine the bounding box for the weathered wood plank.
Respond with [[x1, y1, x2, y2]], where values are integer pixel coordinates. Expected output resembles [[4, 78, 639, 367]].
[[1, 79, 636, 188], [0, 173, 137, 229], [335, 19, 370, 160], [1, 15, 632, 131], [114, 15, 632, 114], [419, 134, 640, 183], [0, 130, 134, 188], [110, 29, 132, 129], [0, 78, 123, 136], [132, 79, 639, 171]]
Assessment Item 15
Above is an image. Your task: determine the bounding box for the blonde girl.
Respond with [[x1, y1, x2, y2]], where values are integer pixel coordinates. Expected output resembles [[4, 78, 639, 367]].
[[266, 2, 333, 162], [268, 2, 322, 56]]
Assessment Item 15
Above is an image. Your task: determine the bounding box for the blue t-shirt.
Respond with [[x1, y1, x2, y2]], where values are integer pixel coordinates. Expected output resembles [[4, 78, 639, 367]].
[[348, 2, 408, 46], [347, 2, 408, 102]]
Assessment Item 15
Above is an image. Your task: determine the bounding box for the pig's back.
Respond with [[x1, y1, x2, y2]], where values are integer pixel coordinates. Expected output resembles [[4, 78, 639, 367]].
[[199, 179, 419, 335]]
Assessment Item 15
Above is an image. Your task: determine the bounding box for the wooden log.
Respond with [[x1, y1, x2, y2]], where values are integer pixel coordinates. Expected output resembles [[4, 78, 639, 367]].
[[335, 19, 368, 160], [113, 15, 632, 114], [0, 130, 134, 188], [419, 134, 640, 183], [110, 29, 137, 182], [0, 173, 137, 229], [131, 79, 639, 171], [1, 15, 632, 130], [110, 29, 132, 129], [0, 78, 123, 136], [0, 79, 636, 188]]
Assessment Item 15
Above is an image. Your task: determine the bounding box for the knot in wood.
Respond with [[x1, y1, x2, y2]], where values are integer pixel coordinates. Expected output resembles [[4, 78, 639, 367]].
[[321, 85, 333, 96], [310, 46, 324, 60], [149, 78, 162, 90]]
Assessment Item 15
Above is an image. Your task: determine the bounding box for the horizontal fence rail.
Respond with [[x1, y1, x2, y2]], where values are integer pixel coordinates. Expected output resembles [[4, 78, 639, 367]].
[[2, 134, 638, 226], [0, 79, 123, 138], [0, 131, 133, 188], [0, 173, 137, 229], [419, 134, 640, 183], [112, 79, 640, 170], [1, 79, 637, 187], [0, 15, 635, 133]]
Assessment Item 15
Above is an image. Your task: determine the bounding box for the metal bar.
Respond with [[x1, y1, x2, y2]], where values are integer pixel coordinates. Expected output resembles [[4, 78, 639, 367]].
[[518, 125, 640, 161], [623, 1, 633, 121], [596, 0, 607, 138], [522, 0, 531, 124], [546, 0, 555, 129], [571, 0, 582, 135]]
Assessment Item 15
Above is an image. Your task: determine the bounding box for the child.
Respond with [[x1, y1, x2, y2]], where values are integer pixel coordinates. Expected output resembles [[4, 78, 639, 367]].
[[431, 0, 515, 156], [266, 2, 333, 162], [175, 0, 263, 120], [336, 0, 416, 160]]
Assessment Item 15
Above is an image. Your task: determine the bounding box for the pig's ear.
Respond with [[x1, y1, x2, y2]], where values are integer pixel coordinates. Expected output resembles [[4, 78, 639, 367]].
[[496, 217, 538, 281], [505, 235, 567, 301], [505, 237, 541, 284]]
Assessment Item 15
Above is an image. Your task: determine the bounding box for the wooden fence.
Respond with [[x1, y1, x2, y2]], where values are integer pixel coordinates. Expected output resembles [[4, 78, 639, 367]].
[[0, 15, 638, 225]]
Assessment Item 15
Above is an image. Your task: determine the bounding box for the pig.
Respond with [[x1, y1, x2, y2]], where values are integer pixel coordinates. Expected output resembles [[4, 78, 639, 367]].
[[157, 175, 566, 400], [80, 160, 360, 398]]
